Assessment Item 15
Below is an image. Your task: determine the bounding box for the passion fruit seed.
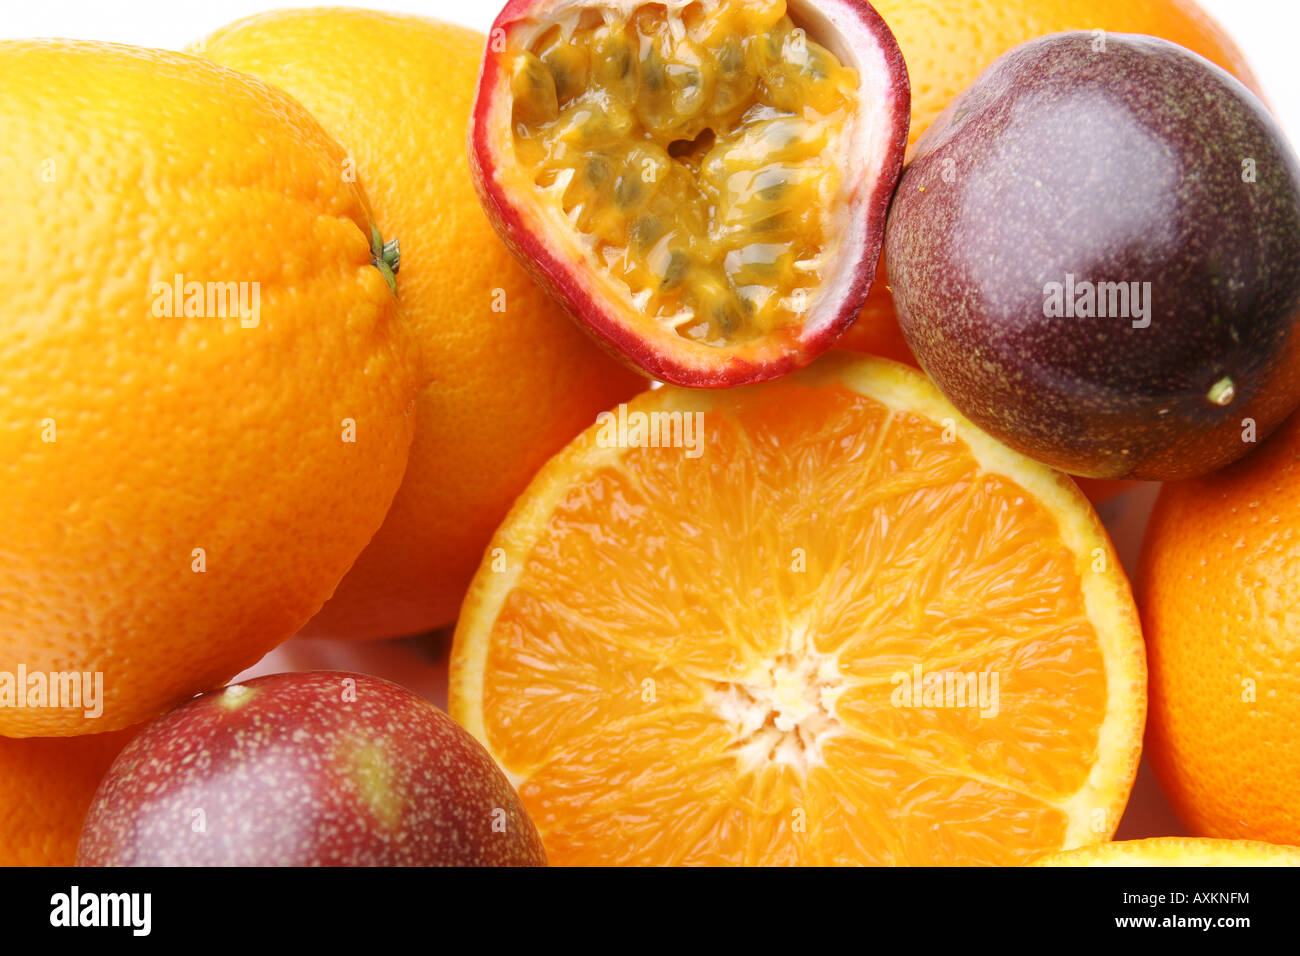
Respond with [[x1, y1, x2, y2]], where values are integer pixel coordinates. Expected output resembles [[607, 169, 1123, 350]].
[[511, 53, 559, 126], [509, 0, 859, 347], [537, 28, 591, 105]]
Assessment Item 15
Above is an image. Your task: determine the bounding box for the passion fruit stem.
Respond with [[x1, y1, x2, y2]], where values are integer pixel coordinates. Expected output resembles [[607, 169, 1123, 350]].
[[1207, 376, 1236, 406], [370, 224, 400, 294]]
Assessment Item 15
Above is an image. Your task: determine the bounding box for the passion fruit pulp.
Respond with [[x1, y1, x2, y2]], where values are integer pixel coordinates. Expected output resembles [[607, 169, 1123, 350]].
[[470, 0, 909, 386]]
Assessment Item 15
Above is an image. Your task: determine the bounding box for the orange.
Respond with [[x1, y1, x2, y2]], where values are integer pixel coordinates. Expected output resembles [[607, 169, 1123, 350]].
[[876, 0, 1259, 152], [0, 729, 136, 865], [1034, 837, 1300, 866], [194, 10, 644, 641], [1139, 411, 1300, 844], [451, 354, 1146, 865], [837, 0, 1261, 367], [0, 41, 420, 736]]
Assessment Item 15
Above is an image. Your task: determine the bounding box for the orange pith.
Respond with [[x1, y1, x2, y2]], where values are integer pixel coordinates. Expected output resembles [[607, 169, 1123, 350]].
[[451, 355, 1145, 865], [508, 0, 858, 346]]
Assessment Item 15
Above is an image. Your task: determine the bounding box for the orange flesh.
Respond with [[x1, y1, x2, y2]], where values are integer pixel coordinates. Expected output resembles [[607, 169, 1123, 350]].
[[508, 0, 859, 346], [478, 381, 1111, 865]]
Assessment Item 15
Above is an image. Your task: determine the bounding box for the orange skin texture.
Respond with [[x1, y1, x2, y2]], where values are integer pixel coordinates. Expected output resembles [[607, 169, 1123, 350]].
[[195, 10, 645, 640], [0, 41, 420, 735], [0, 729, 137, 865], [1139, 410, 1300, 844], [837, 0, 1263, 394]]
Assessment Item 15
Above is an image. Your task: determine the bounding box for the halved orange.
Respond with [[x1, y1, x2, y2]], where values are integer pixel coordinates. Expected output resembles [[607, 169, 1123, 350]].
[[450, 354, 1145, 865], [1033, 838, 1300, 867]]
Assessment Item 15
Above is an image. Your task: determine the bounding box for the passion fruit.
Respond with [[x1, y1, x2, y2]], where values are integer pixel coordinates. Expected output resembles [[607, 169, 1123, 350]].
[[77, 672, 546, 866], [470, 0, 909, 386], [885, 32, 1300, 481]]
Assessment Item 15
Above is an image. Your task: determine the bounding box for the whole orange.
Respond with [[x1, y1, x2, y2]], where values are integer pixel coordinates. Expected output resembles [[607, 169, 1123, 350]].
[[0, 41, 421, 735], [195, 10, 645, 640], [1140, 410, 1300, 843], [452, 354, 1146, 865], [0, 729, 136, 865], [837, 0, 1262, 364]]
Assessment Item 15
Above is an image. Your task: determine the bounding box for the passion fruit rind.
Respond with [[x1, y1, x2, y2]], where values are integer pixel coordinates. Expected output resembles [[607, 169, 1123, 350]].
[[470, 0, 909, 387]]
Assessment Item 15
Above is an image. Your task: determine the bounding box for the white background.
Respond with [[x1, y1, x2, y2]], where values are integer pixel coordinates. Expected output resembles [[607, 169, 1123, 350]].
[[0, 0, 1295, 140]]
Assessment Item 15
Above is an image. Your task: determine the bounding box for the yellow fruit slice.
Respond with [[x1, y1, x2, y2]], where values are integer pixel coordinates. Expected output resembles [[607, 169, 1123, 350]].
[[451, 354, 1145, 865], [1033, 837, 1300, 867]]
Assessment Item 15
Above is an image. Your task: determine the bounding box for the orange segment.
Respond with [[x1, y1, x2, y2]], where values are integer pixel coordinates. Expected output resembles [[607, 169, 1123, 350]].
[[451, 354, 1145, 865], [816, 736, 1070, 865]]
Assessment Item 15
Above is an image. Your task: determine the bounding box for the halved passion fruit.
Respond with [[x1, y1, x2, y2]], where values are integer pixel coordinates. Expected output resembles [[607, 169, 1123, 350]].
[[470, 0, 909, 386]]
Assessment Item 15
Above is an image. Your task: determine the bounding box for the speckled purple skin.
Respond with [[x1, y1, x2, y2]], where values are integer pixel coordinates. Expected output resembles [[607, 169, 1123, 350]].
[[76, 671, 546, 867], [886, 32, 1300, 480]]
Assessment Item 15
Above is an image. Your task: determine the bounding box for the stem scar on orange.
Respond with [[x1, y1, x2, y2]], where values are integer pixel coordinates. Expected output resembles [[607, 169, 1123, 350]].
[[451, 354, 1146, 865]]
